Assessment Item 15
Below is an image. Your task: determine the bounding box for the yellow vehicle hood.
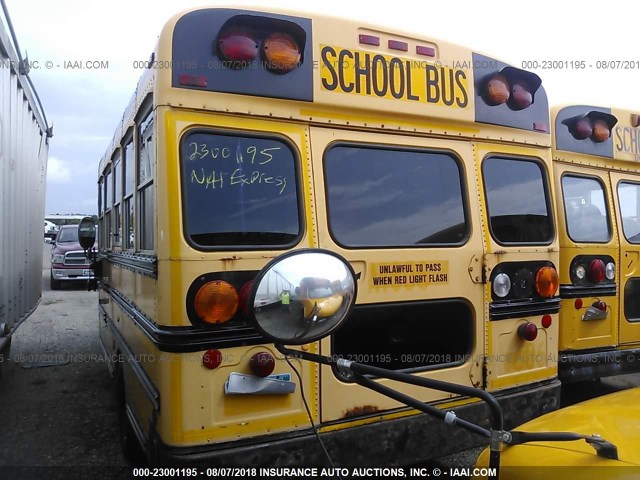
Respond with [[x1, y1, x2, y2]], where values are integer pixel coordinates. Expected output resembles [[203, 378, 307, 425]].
[[476, 387, 640, 477]]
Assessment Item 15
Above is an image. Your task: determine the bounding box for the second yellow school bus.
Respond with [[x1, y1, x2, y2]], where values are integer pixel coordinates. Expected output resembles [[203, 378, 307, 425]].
[[553, 105, 640, 382], [95, 6, 561, 465]]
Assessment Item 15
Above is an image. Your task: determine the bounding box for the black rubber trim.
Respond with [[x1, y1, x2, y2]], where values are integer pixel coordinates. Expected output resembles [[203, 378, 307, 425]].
[[102, 284, 264, 353], [559, 284, 617, 299], [489, 298, 560, 320]]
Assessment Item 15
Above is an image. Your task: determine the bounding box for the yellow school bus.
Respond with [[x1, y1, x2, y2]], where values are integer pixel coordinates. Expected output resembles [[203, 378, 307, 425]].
[[95, 6, 561, 465], [553, 105, 640, 383]]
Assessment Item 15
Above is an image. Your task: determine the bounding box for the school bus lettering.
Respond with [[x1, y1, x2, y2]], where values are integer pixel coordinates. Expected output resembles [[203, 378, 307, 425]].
[[614, 125, 640, 156], [320, 45, 468, 108], [370, 261, 449, 288]]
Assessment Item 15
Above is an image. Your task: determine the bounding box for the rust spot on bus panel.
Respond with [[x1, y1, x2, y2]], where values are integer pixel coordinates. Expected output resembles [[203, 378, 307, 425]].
[[343, 405, 380, 418]]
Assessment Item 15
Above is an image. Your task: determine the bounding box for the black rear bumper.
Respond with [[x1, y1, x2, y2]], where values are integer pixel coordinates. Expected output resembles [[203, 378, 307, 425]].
[[151, 379, 561, 466], [559, 347, 640, 383]]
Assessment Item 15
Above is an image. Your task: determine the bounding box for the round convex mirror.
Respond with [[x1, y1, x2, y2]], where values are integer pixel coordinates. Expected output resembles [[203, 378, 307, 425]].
[[249, 250, 357, 345], [78, 216, 97, 250]]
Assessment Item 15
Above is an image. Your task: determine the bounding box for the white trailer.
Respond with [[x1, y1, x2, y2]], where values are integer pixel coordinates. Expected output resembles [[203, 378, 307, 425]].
[[0, 0, 52, 364]]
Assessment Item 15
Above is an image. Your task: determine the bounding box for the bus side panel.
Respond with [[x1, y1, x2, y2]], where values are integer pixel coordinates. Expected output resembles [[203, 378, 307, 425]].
[[474, 143, 559, 391], [153, 110, 325, 445], [610, 171, 640, 346], [555, 164, 619, 351], [309, 127, 485, 422]]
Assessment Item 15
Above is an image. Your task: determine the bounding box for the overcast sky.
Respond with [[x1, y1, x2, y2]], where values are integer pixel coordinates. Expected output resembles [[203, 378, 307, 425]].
[[7, 0, 640, 215]]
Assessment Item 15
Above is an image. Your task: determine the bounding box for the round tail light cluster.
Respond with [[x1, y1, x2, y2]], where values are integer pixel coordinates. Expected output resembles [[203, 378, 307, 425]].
[[218, 29, 301, 73], [483, 68, 540, 111]]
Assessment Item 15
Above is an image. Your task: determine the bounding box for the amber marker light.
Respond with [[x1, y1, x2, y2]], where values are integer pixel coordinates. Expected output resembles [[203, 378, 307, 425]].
[[592, 119, 611, 143], [535, 266, 558, 298], [263, 32, 300, 73], [194, 280, 239, 324], [485, 73, 510, 105]]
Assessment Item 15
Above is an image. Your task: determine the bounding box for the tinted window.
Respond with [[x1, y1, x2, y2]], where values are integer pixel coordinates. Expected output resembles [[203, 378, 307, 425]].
[[483, 157, 552, 244], [124, 139, 134, 197], [180, 132, 300, 247], [105, 169, 112, 208], [324, 146, 467, 247], [114, 155, 122, 204], [138, 113, 154, 185], [57, 226, 78, 243], [562, 175, 610, 243], [618, 182, 640, 243]]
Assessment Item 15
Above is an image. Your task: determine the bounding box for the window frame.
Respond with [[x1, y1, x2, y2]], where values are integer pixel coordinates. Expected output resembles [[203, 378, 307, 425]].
[[112, 150, 122, 246], [561, 173, 612, 244], [178, 128, 305, 251], [122, 130, 135, 250], [136, 105, 155, 252], [103, 165, 112, 250], [322, 141, 470, 249], [481, 154, 555, 246], [617, 180, 640, 245]]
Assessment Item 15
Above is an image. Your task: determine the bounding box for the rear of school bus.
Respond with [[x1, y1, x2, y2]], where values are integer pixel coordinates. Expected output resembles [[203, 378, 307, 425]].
[[553, 106, 640, 382], [122, 7, 561, 465]]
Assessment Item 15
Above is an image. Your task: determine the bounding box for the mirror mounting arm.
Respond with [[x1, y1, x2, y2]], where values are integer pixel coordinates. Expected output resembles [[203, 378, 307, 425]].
[[274, 342, 502, 480]]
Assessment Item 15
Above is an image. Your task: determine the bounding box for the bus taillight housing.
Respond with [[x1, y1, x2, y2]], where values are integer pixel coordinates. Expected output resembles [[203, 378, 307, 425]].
[[565, 111, 618, 143], [187, 271, 260, 331], [482, 66, 541, 111]]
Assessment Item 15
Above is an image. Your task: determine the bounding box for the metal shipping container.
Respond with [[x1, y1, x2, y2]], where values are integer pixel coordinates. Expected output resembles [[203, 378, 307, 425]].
[[0, 2, 51, 363]]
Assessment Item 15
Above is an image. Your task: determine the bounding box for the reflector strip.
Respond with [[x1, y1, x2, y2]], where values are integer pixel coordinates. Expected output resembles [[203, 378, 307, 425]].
[[416, 45, 436, 57], [359, 34, 380, 46], [179, 74, 207, 87], [388, 40, 408, 52]]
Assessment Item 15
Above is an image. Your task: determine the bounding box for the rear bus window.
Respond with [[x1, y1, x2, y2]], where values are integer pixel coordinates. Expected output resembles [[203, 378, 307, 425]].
[[324, 145, 468, 247], [562, 175, 610, 243], [180, 132, 300, 248], [618, 182, 640, 244], [483, 157, 553, 244]]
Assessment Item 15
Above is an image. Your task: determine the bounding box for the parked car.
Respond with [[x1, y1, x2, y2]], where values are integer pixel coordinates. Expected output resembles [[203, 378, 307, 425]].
[[44, 220, 58, 241], [50, 225, 94, 290]]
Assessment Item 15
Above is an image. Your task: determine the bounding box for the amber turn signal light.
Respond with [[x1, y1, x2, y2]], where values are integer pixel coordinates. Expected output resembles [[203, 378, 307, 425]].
[[535, 266, 558, 298], [194, 280, 239, 324]]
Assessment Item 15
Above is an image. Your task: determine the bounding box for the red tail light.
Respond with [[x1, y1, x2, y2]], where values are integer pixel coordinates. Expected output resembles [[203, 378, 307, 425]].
[[574, 298, 583, 309], [203, 349, 223, 369], [249, 351, 275, 377], [573, 118, 592, 139], [588, 259, 606, 283], [593, 300, 607, 311], [218, 31, 259, 67], [518, 322, 538, 341], [238, 280, 254, 315], [510, 80, 533, 110], [541, 315, 552, 328]]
